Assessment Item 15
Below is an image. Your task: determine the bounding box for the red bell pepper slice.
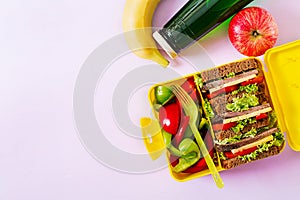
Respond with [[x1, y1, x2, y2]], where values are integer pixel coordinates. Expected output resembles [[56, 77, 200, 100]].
[[241, 76, 264, 86], [159, 101, 181, 135], [169, 155, 179, 167], [224, 146, 257, 159], [204, 130, 214, 151], [256, 113, 268, 120], [212, 122, 237, 131], [189, 88, 199, 103], [181, 77, 200, 104], [173, 116, 190, 147], [181, 77, 196, 94], [207, 85, 239, 99]]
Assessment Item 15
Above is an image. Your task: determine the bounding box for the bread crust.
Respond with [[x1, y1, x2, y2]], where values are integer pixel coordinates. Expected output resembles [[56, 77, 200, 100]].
[[215, 128, 278, 152], [215, 117, 270, 141], [209, 83, 267, 115], [221, 145, 284, 169], [221, 104, 271, 119], [201, 58, 259, 83]]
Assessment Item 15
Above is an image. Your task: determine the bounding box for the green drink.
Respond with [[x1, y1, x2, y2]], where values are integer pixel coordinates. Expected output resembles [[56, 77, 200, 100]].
[[153, 0, 254, 58]]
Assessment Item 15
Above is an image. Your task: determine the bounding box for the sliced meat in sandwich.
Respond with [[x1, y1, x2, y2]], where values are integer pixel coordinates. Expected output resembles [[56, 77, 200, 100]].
[[198, 58, 285, 169]]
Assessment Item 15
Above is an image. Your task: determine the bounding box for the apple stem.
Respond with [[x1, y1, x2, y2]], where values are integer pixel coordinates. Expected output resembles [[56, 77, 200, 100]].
[[252, 30, 260, 38]]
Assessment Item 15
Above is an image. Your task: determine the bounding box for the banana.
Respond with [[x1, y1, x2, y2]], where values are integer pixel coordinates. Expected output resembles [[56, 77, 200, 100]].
[[122, 0, 169, 67]]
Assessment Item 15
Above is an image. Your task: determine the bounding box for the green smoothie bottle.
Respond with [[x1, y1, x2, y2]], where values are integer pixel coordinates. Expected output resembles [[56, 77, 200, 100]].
[[153, 0, 254, 59]]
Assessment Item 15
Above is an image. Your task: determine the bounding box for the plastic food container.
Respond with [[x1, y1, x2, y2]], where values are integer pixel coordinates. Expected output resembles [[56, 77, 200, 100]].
[[140, 40, 300, 182]]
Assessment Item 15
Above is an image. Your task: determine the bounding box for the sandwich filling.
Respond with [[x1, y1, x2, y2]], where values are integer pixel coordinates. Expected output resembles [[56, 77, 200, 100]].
[[197, 58, 285, 169], [218, 131, 284, 163]]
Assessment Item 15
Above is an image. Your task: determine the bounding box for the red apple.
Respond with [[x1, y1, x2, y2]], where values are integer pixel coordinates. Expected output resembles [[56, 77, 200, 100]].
[[228, 7, 278, 57]]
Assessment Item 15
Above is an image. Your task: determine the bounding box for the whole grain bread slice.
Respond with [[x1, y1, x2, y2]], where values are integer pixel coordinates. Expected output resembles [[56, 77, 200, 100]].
[[209, 83, 267, 116], [203, 69, 258, 91], [215, 117, 270, 141], [215, 128, 278, 152], [201, 58, 259, 83], [221, 104, 271, 119], [221, 145, 283, 169]]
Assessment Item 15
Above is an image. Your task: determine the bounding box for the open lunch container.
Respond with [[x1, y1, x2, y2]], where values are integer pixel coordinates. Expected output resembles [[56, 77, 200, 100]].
[[140, 40, 300, 182]]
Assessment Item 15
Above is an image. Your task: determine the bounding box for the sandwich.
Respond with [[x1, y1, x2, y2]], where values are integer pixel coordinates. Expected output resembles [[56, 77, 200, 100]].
[[198, 58, 285, 169]]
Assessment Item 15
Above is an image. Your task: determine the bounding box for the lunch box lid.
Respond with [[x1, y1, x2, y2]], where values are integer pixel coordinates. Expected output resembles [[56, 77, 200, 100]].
[[264, 40, 300, 151]]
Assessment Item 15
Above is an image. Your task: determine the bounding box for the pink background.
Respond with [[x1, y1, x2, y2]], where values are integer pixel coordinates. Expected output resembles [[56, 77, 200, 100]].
[[1, 0, 300, 199]]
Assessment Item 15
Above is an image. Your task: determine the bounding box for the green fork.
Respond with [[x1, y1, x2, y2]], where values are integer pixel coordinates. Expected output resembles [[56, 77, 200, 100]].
[[171, 84, 224, 189]]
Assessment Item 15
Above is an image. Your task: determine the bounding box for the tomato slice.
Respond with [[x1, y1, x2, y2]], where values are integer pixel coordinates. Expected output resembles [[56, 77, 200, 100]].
[[256, 113, 268, 120], [224, 146, 257, 159], [207, 85, 239, 99], [212, 122, 237, 131], [181, 77, 196, 94], [241, 76, 264, 86]]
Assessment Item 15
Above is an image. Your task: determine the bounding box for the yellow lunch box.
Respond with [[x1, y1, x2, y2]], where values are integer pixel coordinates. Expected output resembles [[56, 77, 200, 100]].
[[140, 40, 300, 183]]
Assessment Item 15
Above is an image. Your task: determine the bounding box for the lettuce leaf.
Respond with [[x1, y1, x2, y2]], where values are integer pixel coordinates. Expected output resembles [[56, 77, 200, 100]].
[[226, 72, 236, 78], [226, 94, 259, 112], [194, 75, 203, 89], [268, 111, 278, 128], [272, 131, 284, 147], [238, 131, 284, 162], [231, 84, 259, 95], [231, 117, 257, 133], [216, 128, 258, 145], [204, 98, 214, 119], [219, 152, 227, 161], [218, 131, 284, 162]]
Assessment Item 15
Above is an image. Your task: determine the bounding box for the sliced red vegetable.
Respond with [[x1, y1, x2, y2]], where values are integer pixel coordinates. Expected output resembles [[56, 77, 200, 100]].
[[182, 131, 215, 173], [256, 113, 268, 120], [189, 88, 199, 103], [207, 85, 239, 99], [169, 155, 179, 167], [241, 76, 264, 86], [181, 78, 199, 104], [181, 77, 196, 94], [171, 128, 215, 173], [173, 116, 190, 147], [159, 101, 181, 135], [183, 149, 214, 173], [224, 146, 258, 159], [212, 122, 237, 131], [203, 130, 215, 151]]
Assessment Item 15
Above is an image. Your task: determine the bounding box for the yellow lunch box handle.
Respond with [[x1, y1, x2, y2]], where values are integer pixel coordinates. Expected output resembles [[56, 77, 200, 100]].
[[140, 117, 166, 160]]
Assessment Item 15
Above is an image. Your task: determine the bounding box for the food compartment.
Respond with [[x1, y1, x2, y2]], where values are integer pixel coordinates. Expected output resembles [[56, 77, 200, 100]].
[[197, 58, 285, 170], [145, 57, 287, 181], [148, 75, 221, 181]]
